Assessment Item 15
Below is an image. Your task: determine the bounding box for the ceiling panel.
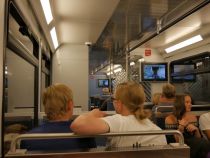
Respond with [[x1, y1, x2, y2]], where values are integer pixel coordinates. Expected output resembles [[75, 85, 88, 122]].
[[54, 0, 119, 21], [58, 20, 106, 44], [28, 0, 209, 73], [52, 0, 120, 44]]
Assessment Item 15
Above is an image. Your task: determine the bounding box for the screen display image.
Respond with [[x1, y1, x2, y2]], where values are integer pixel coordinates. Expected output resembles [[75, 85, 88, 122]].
[[98, 79, 109, 87], [142, 63, 168, 81], [171, 64, 195, 82]]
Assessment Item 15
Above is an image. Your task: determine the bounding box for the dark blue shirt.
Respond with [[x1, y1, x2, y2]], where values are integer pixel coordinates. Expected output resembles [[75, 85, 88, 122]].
[[20, 120, 96, 151]]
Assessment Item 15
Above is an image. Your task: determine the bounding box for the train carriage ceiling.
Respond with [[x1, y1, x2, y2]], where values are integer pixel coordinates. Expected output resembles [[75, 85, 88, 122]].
[[29, 0, 120, 48], [28, 0, 209, 73], [140, 1, 210, 58]]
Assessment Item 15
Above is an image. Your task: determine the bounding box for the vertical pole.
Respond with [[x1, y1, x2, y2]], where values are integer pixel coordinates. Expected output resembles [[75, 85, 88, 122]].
[[1, 0, 9, 156], [126, 50, 130, 81], [109, 47, 112, 94], [125, 12, 128, 81], [38, 40, 42, 123]]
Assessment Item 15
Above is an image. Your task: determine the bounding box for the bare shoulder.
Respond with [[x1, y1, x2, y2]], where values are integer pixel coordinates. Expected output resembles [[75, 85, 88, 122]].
[[165, 114, 177, 124]]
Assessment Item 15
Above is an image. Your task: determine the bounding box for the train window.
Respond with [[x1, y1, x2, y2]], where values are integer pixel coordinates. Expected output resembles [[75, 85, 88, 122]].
[[41, 72, 46, 112], [40, 72, 50, 112], [3, 2, 42, 154], [4, 48, 35, 154], [5, 48, 35, 113], [9, 8, 33, 55], [41, 53, 51, 112]]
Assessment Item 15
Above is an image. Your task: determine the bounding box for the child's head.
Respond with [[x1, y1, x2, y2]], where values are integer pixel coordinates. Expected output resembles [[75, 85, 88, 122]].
[[152, 93, 161, 105], [114, 81, 146, 120]]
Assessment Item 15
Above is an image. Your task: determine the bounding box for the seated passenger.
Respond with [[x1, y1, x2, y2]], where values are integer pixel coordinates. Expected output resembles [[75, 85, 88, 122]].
[[158, 83, 176, 106], [199, 111, 210, 140], [21, 84, 96, 151], [165, 94, 210, 158], [152, 92, 162, 105], [165, 94, 201, 140], [71, 81, 167, 147], [151, 84, 175, 115], [151, 85, 175, 127]]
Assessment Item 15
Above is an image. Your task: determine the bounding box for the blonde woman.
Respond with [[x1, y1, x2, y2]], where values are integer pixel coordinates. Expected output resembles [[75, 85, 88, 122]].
[[71, 81, 167, 147]]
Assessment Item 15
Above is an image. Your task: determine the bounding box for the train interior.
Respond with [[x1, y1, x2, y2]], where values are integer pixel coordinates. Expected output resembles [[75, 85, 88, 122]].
[[0, 0, 210, 157]]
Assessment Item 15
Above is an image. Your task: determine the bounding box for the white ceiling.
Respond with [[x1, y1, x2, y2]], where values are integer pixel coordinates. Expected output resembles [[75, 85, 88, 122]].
[[28, 0, 210, 65], [30, 0, 119, 51], [137, 3, 210, 56]]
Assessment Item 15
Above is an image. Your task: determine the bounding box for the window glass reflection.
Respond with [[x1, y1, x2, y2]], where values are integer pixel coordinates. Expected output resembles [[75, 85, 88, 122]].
[[5, 48, 35, 114]]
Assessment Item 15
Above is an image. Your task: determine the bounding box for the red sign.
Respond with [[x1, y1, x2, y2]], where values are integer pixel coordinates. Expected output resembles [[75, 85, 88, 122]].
[[145, 49, 151, 56], [89, 75, 95, 79]]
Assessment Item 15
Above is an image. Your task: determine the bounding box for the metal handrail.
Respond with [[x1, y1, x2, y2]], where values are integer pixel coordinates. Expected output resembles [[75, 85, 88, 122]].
[[154, 106, 174, 113], [10, 130, 184, 153], [191, 104, 210, 108], [154, 104, 210, 113]]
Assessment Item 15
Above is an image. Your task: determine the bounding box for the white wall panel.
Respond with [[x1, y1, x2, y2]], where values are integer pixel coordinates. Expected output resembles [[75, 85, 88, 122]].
[[52, 44, 89, 110]]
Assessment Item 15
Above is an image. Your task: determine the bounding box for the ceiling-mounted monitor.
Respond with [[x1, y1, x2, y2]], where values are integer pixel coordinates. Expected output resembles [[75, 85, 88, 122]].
[[98, 79, 109, 88], [170, 64, 196, 82], [141, 62, 168, 81]]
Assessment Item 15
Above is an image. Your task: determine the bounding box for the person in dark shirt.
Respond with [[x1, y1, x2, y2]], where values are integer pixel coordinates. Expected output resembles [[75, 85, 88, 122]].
[[20, 84, 96, 151]]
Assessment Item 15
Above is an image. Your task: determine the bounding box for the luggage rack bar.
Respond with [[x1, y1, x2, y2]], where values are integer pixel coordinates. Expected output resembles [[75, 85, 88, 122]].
[[9, 130, 184, 154]]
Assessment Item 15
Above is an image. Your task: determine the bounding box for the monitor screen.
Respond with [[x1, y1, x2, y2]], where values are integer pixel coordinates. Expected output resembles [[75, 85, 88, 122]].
[[171, 64, 196, 82], [141, 63, 168, 81], [98, 79, 109, 87]]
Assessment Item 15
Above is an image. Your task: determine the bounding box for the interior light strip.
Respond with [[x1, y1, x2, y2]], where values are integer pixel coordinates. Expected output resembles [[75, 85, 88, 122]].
[[50, 27, 58, 49], [165, 35, 203, 53], [40, 0, 53, 24]]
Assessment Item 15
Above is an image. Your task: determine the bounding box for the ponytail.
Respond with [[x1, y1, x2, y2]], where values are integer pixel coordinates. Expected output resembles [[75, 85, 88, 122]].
[[115, 81, 147, 120], [134, 106, 147, 120]]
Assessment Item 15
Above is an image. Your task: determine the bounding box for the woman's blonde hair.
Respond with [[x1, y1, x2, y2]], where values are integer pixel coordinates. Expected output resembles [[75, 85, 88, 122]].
[[43, 84, 73, 120], [115, 81, 146, 120]]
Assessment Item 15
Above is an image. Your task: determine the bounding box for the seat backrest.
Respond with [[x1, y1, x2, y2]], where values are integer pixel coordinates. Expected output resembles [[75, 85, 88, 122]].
[[151, 105, 174, 129]]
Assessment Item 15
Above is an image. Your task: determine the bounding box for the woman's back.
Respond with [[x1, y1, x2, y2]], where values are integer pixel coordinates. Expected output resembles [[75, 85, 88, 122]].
[[102, 114, 167, 147]]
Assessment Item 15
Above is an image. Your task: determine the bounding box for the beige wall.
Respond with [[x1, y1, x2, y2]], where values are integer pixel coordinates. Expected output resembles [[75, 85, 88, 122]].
[[52, 44, 89, 110]]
